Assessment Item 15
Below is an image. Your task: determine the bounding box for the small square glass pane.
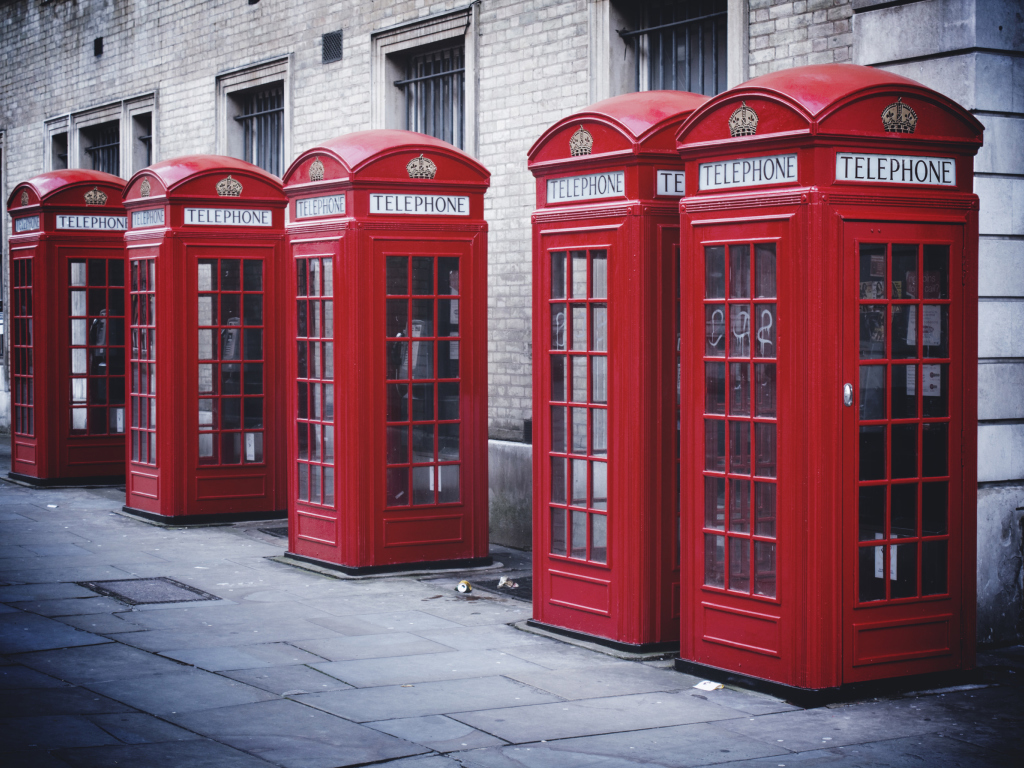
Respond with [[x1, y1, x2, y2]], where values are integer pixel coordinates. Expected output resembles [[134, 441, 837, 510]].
[[590, 514, 607, 563], [753, 304, 775, 359], [729, 478, 750, 533], [571, 459, 587, 506], [551, 356, 566, 402], [551, 304, 566, 350], [729, 537, 750, 593], [729, 304, 751, 358], [591, 461, 607, 511], [891, 543, 917, 598], [591, 409, 608, 456], [551, 252, 566, 298], [412, 466, 434, 505], [729, 363, 750, 416], [922, 244, 949, 299], [891, 244, 917, 299], [571, 510, 587, 559], [705, 305, 726, 357], [729, 421, 750, 475], [591, 252, 607, 299], [754, 243, 776, 298], [704, 534, 725, 588], [704, 476, 725, 530], [590, 305, 607, 351], [754, 541, 776, 597], [755, 482, 776, 537], [858, 485, 885, 541], [922, 540, 948, 595], [890, 483, 917, 538], [591, 357, 608, 404], [891, 423, 918, 479], [387, 257, 408, 295], [922, 422, 948, 477], [859, 365, 886, 421], [550, 508, 567, 555], [705, 419, 725, 472], [754, 363, 776, 418], [705, 246, 725, 299], [922, 481, 948, 535], [551, 457, 567, 504], [729, 245, 750, 298], [571, 251, 587, 298], [859, 425, 886, 481], [891, 305, 917, 359], [858, 545, 886, 602], [860, 306, 887, 360], [438, 464, 459, 503]]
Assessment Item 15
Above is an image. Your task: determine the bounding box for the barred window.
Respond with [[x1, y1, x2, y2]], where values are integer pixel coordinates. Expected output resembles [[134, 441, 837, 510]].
[[621, 1, 728, 96], [234, 85, 284, 177], [396, 44, 465, 150], [82, 121, 120, 176]]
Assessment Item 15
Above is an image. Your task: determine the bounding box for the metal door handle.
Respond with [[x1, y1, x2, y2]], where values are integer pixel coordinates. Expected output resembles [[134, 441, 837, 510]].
[[843, 383, 853, 407]]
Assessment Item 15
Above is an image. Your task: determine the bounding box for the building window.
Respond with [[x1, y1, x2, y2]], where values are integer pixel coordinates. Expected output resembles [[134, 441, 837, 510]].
[[51, 132, 69, 170], [217, 58, 289, 178], [621, 1, 728, 96], [372, 6, 478, 155], [82, 121, 120, 176], [396, 44, 465, 149], [233, 85, 285, 177]]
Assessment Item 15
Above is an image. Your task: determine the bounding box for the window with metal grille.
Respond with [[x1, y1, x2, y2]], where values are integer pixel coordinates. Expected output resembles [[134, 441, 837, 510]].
[[396, 44, 465, 149], [322, 30, 343, 64], [620, 1, 727, 96], [234, 86, 284, 177], [83, 121, 120, 176]]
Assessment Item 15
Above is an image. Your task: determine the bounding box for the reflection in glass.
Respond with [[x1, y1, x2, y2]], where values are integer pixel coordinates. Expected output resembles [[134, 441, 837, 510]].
[[891, 423, 917, 479], [438, 464, 459, 503], [705, 304, 726, 357], [571, 407, 587, 454], [571, 511, 587, 558], [729, 363, 750, 416], [891, 244, 917, 299], [754, 243, 776, 298], [754, 541, 776, 597], [387, 467, 408, 506], [755, 423, 776, 478], [859, 545, 886, 602], [571, 251, 587, 297], [859, 365, 886, 421], [591, 305, 607, 351], [922, 540, 948, 595], [387, 256, 407, 295], [729, 304, 751, 358], [706, 362, 725, 415], [890, 483, 917, 538], [730, 421, 750, 475], [755, 363, 776, 418], [551, 508, 567, 555], [412, 466, 433, 505], [705, 246, 725, 299], [571, 356, 587, 402], [754, 304, 775, 358], [891, 305, 917, 359], [755, 483, 776, 537], [923, 244, 949, 299], [591, 357, 607, 404], [729, 478, 750, 532], [591, 461, 607, 510], [551, 457, 566, 503], [551, 252, 566, 298], [412, 423, 434, 463], [704, 534, 725, 588], [705, 476, 725, 530], [922, 422, 948, 477], [387, 425, 408, 464], [859, 425, 886, 480], [892, 543, 917, 598], [860, 305, 886, 359], [438, 423, 459, 460], [551, 406, 566, 453], [922, 482, 948, 535], [858, 485, 885, 541], [571, 305, 587, 350], [729, 245, 750, 298], [412, 257, 432, 295], [705, 419, 725, 472], [591, 252, 607, 299], [551, 356, 566, 402], [551, 304, 566, 350], [729, 537, 750, 592], [591, 514, 607, 563], [571, 459, 587, 506], [592, 409, 607, 456]]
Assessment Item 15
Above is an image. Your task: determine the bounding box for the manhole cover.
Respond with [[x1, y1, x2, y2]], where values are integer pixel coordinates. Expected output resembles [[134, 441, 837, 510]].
[[78, 578, 220, 606], [259, 525, 288, 539]]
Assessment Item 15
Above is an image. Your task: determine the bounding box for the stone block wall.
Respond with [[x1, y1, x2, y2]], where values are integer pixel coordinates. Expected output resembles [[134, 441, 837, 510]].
[[748, 0, 853, 76]]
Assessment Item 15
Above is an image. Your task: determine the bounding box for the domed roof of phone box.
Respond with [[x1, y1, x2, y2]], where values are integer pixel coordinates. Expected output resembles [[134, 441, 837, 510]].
[[123, 155, 285, 201], [676, 64, 983, 148], [7, 169, 125, 209]]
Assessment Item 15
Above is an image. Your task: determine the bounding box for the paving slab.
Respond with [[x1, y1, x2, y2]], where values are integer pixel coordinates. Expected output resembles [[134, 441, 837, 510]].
[[0, 611, 110, 654], [504, 661, 697, 700], [291, 632, 455, 661], [84, 669, 278, 715], [222, 664, 355, 695], [295, 676, 560, 722], [15, 641, 188, 683], [55, 737, 278, 767], [0, 582, 97, 602], [56, 612, 145, 635], [415, 624, 556, 651], [0, 663, 72, 689], [0, 714, 122, 750], [112, 620, 339, 652], [5, 748, 76, 768], [452, 721, 791, 768], [0, 686, 134, 717], [311, 648, 551, 687], [159, 642, 328, 671], [366, 714, 507, 752], [87, 712, 203, 744], [499, 640, 632, 670], [167, 698, 427, 768], [11, 596, 130, 618], [451, 690, 744, 743]]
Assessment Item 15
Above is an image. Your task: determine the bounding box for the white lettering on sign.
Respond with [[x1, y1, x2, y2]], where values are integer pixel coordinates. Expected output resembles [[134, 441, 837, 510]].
[[699, 154, 798, 191], [184, 208, 273, 226], [656, 170, 686, 197], [368, 193, 470, 216], [296, 194, 346, 219], [835, 153, 956, 186], [131, 208, 165, 228], [546, 171, 625, 203], [56, 214, 128, 230], [14, 216, 40, 233]]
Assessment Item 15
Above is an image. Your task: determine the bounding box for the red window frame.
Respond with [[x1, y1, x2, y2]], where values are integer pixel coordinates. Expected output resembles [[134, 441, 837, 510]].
[[129, 257, 157, 465], [11, 257, 34, 437]]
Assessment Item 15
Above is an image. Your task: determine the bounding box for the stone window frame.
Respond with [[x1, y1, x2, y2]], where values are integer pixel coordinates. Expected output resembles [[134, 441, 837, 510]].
[[589, 0, 749, 102], [370, 4, 479, 157], [216, 56, 291, 176], [44, 94, 157, 178]]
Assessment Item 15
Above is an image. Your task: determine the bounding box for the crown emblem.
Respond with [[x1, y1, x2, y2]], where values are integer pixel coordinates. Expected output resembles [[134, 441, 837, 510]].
[[729, 102, 758, 137], [881, 97, 917, 134], [309, 157, 325, 182], [407, 154, 437, 179], [20, 190, 29, 206], [216, 175, 243, 197], [569, 125, 593, 156], [140, 178, 151, 197], [84, 187, 108, 206]]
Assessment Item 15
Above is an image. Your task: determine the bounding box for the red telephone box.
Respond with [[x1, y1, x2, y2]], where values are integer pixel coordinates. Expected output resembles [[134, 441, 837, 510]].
[[120, 157, 288, 524], [281, 131, 491, 573], [7, 171, 128, 485], [527, 91, 708, 651], [676, 64, 982, 694]]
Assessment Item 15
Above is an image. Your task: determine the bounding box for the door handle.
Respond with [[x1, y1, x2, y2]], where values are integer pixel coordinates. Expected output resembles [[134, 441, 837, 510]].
[[843, 383, 853, 407]]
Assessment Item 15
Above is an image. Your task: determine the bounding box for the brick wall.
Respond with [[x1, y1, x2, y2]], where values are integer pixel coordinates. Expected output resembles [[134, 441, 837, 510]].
[[748, 0, 853, 76]]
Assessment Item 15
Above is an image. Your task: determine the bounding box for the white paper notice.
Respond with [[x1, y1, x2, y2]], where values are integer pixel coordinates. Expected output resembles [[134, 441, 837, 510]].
[[922, 305, 941, 346], [906, 307, 916, 346], [449, 336, 459, 360], [246, 433, 256, 462], [875, 533, 884, 578], [923, 364, 941, 397], [116, 408, 125, 434], [906, 365, 916, 397]]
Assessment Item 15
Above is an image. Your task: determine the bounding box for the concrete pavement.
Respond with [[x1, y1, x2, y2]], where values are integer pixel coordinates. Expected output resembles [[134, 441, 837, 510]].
[[0, 443, 1020, 767]]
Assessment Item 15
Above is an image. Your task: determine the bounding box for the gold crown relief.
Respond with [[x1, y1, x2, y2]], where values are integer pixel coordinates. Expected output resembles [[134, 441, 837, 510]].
[[881, 97, 917, 134], [569, 125, 593, 156], [407, 154, 437, 179], [84, 187, 108, 206], [140, 178, 151, 197], [309, 157, 325, 182], [20, 190, 29, 206], [216, 175, 244, 197], [729, 102, 758, 137]]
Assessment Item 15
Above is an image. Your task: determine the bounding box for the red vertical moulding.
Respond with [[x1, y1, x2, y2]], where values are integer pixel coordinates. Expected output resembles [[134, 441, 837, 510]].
[[527, 92, 708, 651], [121, 157, 288, 523], [7, 171, 128, 486], [281, 131, 491, 574], [675, 64, 983, 697]]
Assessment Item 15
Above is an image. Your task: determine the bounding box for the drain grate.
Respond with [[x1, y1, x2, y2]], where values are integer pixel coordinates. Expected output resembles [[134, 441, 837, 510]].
[[475, 575, 532, 602], [78, 577, 220, 606], [259, 525, 288, 539]]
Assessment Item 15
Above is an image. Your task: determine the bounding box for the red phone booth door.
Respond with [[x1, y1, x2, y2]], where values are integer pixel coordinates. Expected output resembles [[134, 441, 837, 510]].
[[843, 221, 964, 682]]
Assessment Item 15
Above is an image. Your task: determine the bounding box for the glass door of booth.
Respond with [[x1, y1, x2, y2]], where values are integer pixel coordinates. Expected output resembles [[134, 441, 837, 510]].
[[843, 222, 964, 682]]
